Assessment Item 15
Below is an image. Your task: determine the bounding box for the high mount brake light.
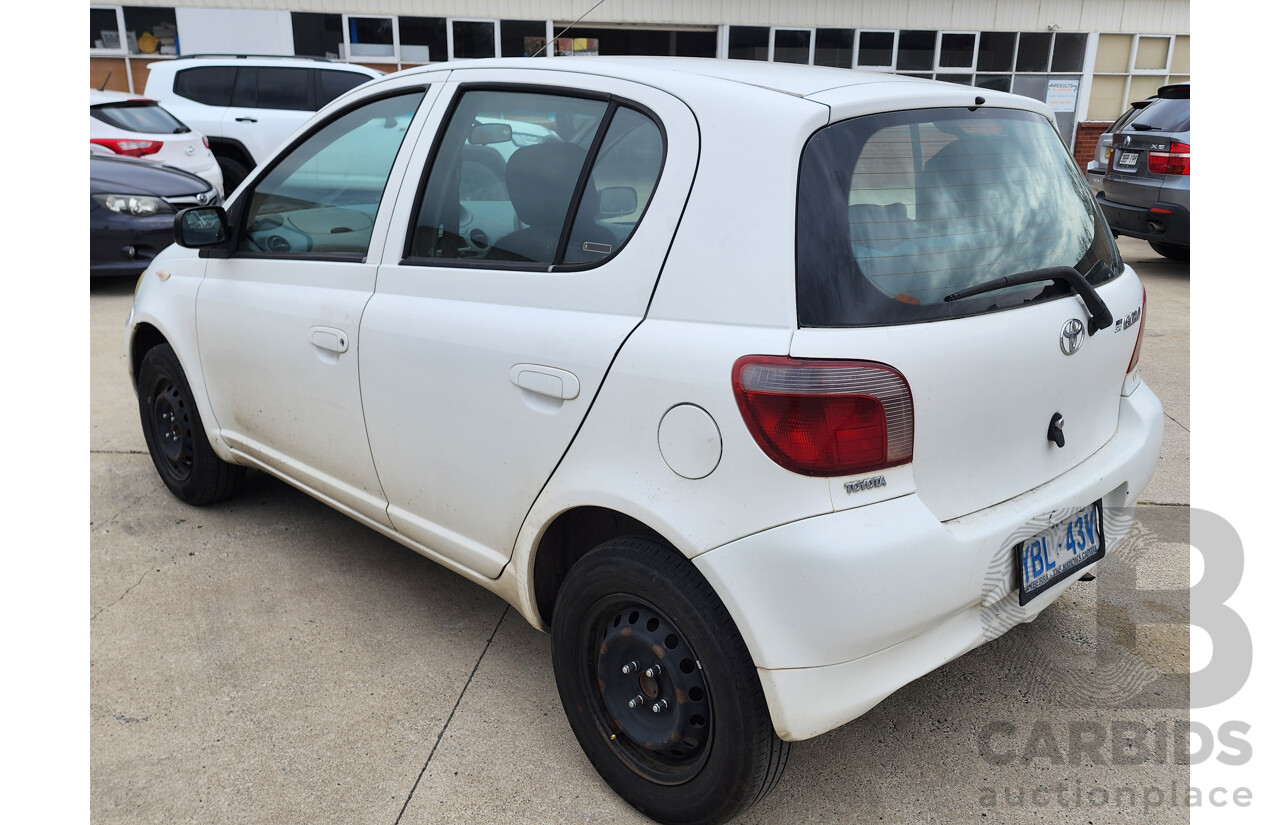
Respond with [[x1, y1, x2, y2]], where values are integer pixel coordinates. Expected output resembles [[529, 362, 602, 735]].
[[732, 356, 914, 477]]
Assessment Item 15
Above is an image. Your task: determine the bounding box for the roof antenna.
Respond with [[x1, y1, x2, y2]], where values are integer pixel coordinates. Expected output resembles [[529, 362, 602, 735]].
[[97, 71, 112, 92], [532, 0, 610, 58]]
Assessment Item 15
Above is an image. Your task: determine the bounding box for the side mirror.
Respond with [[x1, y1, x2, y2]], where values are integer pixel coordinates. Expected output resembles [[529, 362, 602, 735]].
[[174, 206, 228, 248], [598, 186, 638, 217], [469, 123, 512, 145]]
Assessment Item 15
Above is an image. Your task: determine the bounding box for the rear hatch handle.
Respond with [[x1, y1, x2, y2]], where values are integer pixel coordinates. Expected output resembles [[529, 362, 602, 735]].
[[944, 265, 1114, 335]]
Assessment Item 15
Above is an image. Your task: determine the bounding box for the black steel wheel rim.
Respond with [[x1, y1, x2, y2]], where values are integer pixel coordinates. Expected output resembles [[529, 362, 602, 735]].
[[583, 595, 713, 785], [149, 380, 194, 481]]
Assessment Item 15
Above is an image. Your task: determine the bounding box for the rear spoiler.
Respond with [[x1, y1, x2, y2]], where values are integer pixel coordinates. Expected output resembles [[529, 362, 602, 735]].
[[1156, 83, 1190, 99]]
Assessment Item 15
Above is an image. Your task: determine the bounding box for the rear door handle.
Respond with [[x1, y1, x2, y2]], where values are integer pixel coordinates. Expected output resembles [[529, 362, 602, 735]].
[[509, 364, 580, 400], [235, 117, 258, 123], [309, 326, 349, 353]]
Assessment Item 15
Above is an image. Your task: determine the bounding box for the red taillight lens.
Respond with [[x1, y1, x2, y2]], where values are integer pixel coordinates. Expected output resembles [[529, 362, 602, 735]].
[[1128, 285, 1147, 375], [732, 356, 914, 476], [202, 135, 210, 149], [1148, 141, 1190, 175], [90, 138, 163, 157]]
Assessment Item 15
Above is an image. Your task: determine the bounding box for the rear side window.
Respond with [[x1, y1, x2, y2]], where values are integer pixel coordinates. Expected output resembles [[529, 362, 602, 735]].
[[91, 101, 190, 134], [407, 88, 663, 268], [232, 67, 315, 111], [318, 70, 369, 108], [1127, 97, 1190, 132], [174, 67, 236, 106], [796, 108, 1119, 327]]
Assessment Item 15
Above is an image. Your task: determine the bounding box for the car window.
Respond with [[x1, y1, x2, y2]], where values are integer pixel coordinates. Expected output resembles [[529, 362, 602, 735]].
[[237, 91, 426, 258], [318, 70, 370, 108], [563, 107, 664, 264], [1126, 97, 1190, 133], [91, 101, 190, 134], [232, 67, 314, 112], [174, 66, 236, 106], [796, 108, 1120, 327]]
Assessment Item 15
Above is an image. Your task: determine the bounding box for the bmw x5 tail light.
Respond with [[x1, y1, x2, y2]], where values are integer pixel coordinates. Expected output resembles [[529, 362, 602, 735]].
[[1147, 141, 1190, 175], [732, 356, 914, 476]]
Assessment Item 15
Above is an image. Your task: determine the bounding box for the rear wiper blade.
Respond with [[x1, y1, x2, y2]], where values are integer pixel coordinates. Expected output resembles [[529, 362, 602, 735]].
[[945, 265, 1114, 335]]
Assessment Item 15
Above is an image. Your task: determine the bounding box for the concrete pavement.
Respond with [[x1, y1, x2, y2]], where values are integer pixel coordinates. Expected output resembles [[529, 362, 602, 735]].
[[90, 235, 1190, 824]]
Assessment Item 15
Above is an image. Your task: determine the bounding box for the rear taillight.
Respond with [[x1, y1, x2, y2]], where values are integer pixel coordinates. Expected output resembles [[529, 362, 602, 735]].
[[1128, 285, 1147, 375], [202, 135, 210, 149], [1148, 141, 1190, 175], [90, 138, 163, 157], [732, 356, 914, 476]]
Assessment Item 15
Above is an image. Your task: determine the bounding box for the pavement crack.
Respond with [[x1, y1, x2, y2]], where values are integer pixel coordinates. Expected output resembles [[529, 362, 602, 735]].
[[91, 494, 145, 535], [393, 604, 510, 824], [1164, 412, 1190, 432], [91, 569, 150, 622]]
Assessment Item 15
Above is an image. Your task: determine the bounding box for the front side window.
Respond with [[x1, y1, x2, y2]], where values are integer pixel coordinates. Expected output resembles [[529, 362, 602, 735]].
[[238, 91, 425, 258], [796, 108, 1119, 327], [408, 89, 662, 267]]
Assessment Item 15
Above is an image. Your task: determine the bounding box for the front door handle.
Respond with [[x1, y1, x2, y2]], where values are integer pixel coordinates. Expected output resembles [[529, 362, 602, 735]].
[[509, 364, 580, 400], [235, 117, 258, 123], [309, 326, 349, 354]]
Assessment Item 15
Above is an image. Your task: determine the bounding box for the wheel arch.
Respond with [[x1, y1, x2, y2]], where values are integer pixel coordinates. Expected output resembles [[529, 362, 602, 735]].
[[129, 321, 169, 388], [207, 137, 255, 169], [531, 505, 670, 627]]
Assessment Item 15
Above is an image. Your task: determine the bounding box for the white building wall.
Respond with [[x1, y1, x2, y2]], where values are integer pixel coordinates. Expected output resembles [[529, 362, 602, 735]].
[[173, 6, 293, 54], [112, 1, 1190, 34]]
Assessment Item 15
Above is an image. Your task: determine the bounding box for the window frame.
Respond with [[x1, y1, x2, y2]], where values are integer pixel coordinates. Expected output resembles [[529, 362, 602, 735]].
[[936, 31, 979, 72], [769, 27, 816, 64], [399, 82, 668, 273], [90, 5, 128, 56], [342, 14, 399, 64], [854, 29, 898, 70], [448, 18, 501, 60]]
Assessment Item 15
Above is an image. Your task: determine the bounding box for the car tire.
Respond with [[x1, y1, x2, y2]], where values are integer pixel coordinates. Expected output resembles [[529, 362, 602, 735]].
[[216, 155, 250, 194], [551, 535, 789, 825], [1148, 241, 1189, 261], [138, 344, 245, 505]]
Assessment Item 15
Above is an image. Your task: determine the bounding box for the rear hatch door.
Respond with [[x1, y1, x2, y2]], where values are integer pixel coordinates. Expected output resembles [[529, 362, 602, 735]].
[[792, 105, 1142, 521]]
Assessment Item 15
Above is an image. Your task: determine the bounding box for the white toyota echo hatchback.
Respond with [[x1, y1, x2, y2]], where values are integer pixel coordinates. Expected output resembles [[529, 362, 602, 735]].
[[127, 57, 1163, 825]]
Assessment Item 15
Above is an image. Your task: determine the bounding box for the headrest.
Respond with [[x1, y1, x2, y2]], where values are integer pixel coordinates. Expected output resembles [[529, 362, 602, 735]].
[[506, 142, 591, 229]]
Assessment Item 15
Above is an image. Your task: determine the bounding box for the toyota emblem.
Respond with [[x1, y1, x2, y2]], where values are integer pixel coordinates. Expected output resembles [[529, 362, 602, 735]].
[[1059, 318, 1085, 355]]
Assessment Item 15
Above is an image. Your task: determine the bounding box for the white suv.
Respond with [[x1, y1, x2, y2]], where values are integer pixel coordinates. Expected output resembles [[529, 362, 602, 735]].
[[127, 57, 1162, 825], [143, 55, 381, 192]]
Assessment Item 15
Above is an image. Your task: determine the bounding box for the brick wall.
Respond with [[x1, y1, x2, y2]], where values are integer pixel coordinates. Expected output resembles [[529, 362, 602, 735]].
[[1073, 122, 1110, 172]]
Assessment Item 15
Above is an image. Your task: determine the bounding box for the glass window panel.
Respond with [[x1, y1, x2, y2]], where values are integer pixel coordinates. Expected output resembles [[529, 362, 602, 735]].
[[453, 20, 496, 59], [1135, 36, 1170, 70], [1094, 34, 1131, 73], [897, 30, 937, 71], [318, 70, 370, 107], [409, 90, 609, 264], [122, 6, 178, 56], [674, 31, 717, 57], [501, 20, 547, 57], [774, 29, 811, 65], [1015, 33, 1051, 72], [1172, 36, 1190, 74], [977, 32, 1016, 72], [976, 75, 1012, 93], [348, 17, 393, 58], [729, 26, 769, 61], [232, 67, 314, 112], [937, 74, 974, 86], [400, 16, 447, 63], [293, 12, 343, 59], [1011, 74, 1049, 102], [815, 28, 854, 68], [240, 92, 425, 257], [939, 33, 976, 68], [91, 8, 120, 49], [857, 31, 894, 67], [1050, 33, 1086, 72], [565, 107, 664, 264], [174, 66, 236, 106]]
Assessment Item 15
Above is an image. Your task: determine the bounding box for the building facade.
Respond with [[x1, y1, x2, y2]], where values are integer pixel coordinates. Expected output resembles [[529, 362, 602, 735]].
[[89, 1, 1190, 159]]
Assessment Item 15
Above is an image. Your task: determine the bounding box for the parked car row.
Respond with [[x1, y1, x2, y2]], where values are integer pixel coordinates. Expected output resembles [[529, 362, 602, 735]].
[[125, 57, 1162, 825]]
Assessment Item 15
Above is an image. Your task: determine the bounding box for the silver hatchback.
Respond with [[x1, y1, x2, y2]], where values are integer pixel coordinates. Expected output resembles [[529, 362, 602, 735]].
[[1096, 83, 1190, 260]]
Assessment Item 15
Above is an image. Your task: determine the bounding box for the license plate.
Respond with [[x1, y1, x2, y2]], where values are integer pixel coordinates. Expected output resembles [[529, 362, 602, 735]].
[[1015, 502, 1105, 605], [1117, 151, 1139, 167]]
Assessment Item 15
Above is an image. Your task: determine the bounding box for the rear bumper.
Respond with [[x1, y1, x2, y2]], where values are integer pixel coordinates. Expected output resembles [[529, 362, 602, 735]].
[[694, 381, 1163, 741], [1097, 193, 1190, 248]]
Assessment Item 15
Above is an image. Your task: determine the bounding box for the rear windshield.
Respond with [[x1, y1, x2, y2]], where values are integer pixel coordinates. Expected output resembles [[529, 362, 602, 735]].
[[796, 108, 1119, 327], [1126, 97, 1190, 132], [90, 101, 189, 134]]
